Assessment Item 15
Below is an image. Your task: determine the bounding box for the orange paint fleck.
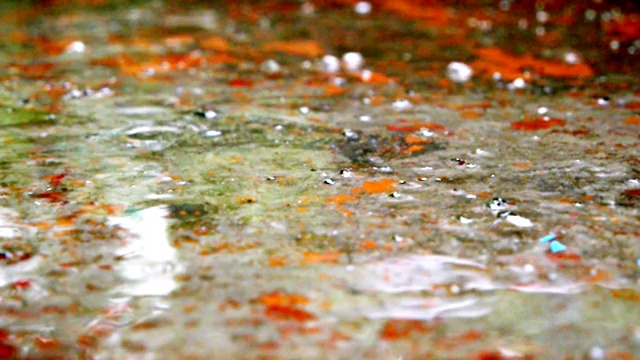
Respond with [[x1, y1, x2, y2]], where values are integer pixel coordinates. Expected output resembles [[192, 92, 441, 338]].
[[199, 35, 230, 52], [268, 256, 288, 267], [402, 144, 425, 154], [359, 240, 378, 251], [386, 121, 446, 133], [263, 40, 324, 58], [358, 178, 397, 194], [623, 115, 640, 125], [264, 305, 316, 322], [404, 134, 430, 144], [302, 251, 340, 264], [259, 291, 310, 307], [380, 319, 433, 340], [325, 194, 357, 205]]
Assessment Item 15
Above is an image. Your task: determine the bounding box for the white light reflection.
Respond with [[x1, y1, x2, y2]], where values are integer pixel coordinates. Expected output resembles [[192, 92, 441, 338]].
[[109, 206, 179, 297]]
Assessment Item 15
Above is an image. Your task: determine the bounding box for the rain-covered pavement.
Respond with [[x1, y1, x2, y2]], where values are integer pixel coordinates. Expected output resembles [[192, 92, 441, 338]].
[[0, 0, 639, 358]]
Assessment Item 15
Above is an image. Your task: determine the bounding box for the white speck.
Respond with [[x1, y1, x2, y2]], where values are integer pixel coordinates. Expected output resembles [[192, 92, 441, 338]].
[[419, 128, 434, 137], [523, 264, 536, 272], [465, 163, 476, 168], [323, 179, 335, 185], [537, 107, 548, 115], [508, 77, 527, 90], [301, 2, 315, 15], [354, 1, 372, 15], [563, 51, 580, 64], [321, 55, 340, 73], [589, 347, 605, 360], [474, 148, 486, 155], [299, 106, 310, 115], [340, 169, 353, 178], [585, 9, 596, 22], [460, 216, 473, 224], [536, 10, 549, 23], [610, 40, 620, 51], [446, 62, 473, 83], [260, 59, 281, 74], [342, 52, 364, 72], [506, 215, 533, 228], [361, 69, 373, 82], [391, 99, 412, 111], [205, 130, 222, 138], [465, 194, 477, 199], [358, 115, 372, 122], [66, 41, 86, 53], [203, 110, 217, 119]]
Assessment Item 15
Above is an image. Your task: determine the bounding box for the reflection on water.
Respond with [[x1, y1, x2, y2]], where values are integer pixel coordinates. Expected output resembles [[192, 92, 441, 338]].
[[108, 206, 179, 297]]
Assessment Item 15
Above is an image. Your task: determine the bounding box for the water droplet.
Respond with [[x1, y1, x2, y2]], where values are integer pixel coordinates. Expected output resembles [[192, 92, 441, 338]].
[[354, 1, 372, 15], [260, 59, 281, 74], [446, 62, 473, 83], [66, 40, 86, 53], [342, 52, 364, 72], [204, 130, 222, 138], [299, 106, 310, 115], [340, 169, 353, 178], [391, 99, 412, 111], [343, 129, 359, 140], [505, 214, 533, 228], [320, 55, 340, 73]]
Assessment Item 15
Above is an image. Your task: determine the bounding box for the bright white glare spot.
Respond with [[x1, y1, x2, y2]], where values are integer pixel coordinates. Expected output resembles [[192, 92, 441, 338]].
[[392, 99, 412, 111], [260, 59, 281, 74], [446, 62, 473, 83], [354, 1, 372, 15], [536, 10, 549, 23], [564, 51, 580, 64], [359, 115, 371, 122], [299, 106, 310, 115], [506, 215, 534, 228], [342, 52, 364, 72], [460, 216, 473, 224], [537, 107, 548, 115], [66, 41, 86, 53], [321, 55, 340, 73], [610, 40, 620, 51], [205, 130, 222, 138]]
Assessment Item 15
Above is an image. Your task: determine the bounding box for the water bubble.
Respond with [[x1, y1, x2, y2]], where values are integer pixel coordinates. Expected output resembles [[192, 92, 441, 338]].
[[536, 10, 549, 23], [194, 109, 218, 119], [66, 40, 86, 53], [321, 55, 340, 73], [343, 129, 359, 140], [610, 40, 620, 51], [204, 130, 222, 138], [340, 169, 353, 178], [354, 1, 372, 15], [300, 2, 315, 15], [446, 62, 473, 83], [299, 106, 310, 115], [260, 59, 281, 74], [391, 99, 412, 111], [505, 214, 533, 228], [342, 52, 364, 72], [563, 51, 581, 64]]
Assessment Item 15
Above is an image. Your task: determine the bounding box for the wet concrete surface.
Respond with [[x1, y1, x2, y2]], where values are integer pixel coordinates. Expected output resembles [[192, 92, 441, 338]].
[[0, 1, 639, 358]]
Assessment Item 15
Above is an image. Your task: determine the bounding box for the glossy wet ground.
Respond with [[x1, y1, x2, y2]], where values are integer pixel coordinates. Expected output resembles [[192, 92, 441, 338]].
[[0, 1, 639, 359]]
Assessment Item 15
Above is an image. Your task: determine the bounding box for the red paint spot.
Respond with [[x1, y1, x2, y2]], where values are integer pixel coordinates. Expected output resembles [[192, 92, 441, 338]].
[[511, 118, 565, 131], [12, 279, 31, 290], [624, 189, 640, 197], [0, 342, 17, 359], [229, 78, 254, 87]]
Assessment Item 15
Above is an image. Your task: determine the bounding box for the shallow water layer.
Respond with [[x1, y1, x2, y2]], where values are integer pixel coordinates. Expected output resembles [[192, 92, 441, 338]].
[[0, 0, 639, 359]]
